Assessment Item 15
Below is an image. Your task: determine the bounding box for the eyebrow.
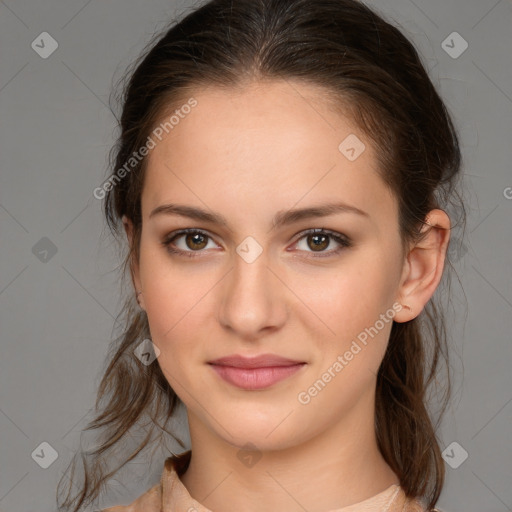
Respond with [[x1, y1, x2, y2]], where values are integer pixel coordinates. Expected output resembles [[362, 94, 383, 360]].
[[149, 201, 369, 229]]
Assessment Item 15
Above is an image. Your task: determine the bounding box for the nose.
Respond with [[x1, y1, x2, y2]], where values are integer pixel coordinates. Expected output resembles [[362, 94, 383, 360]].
[[216, 247, 288, 341]]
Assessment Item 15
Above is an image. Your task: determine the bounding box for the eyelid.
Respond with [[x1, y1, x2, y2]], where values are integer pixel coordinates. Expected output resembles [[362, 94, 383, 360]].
[[162, 228, 221, 255], [288, 228, 352, 257], [162, 227, 352, 258]]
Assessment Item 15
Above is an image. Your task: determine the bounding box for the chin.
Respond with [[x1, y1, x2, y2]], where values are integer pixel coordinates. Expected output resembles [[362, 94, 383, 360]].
[[208, 411, 311, 453]]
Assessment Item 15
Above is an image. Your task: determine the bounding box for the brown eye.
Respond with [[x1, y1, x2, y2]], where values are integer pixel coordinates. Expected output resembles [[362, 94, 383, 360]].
[[307, 233, 329, 251], [293, 229, 352, 258], [184, 232, 208, 250], [162, 229, 217, 258]]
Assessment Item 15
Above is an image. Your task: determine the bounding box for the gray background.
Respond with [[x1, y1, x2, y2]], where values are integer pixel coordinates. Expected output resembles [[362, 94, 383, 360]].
[[0, 0, 511, 511]]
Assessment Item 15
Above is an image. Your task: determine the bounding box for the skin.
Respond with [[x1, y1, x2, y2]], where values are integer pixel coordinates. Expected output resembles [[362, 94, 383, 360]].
[[123, 79, 450, 512]]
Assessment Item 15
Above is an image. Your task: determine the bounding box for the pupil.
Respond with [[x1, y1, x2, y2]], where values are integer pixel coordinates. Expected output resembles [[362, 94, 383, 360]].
[[310, 234, 328, 251], [187, 233, 207, 250]]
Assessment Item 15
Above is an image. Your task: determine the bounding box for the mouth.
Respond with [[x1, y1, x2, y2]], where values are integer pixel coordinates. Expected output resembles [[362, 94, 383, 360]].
[[207, 354, 307, 390]]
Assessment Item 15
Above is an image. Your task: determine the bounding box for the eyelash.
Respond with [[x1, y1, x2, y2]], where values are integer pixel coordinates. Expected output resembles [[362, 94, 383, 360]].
[[161, 228, 352, 259]]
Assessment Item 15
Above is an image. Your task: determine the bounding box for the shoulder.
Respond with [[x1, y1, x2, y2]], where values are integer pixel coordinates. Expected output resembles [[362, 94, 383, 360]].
[[99, 451, 190, 512], [100, 483, 161, 512]]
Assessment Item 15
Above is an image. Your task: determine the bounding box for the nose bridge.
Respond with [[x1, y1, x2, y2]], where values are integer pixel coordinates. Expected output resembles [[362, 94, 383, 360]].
[[217, 241, 287, 338]]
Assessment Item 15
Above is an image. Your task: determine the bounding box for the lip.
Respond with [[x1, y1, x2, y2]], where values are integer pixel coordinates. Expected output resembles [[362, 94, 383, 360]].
[[208, 354, 305, 368], [208, 354, 306, 390]]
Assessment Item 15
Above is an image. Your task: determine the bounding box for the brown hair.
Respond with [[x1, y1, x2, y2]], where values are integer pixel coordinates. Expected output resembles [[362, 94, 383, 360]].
[[57, 0, 467, 510]]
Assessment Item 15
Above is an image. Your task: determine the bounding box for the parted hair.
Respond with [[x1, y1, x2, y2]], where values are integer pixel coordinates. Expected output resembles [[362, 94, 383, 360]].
[[57, 1, 467, 510]]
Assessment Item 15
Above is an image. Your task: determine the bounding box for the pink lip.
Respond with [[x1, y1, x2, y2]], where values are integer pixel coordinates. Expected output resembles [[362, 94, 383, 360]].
[[208, 354, 306, 390]]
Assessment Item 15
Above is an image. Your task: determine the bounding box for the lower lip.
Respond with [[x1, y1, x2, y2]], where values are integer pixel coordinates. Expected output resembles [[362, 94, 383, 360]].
[[209, 363, 306, 390]]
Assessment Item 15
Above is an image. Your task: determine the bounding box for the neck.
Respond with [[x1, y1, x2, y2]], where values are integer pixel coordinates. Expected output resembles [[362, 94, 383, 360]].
[[179, 388, 399, 512]]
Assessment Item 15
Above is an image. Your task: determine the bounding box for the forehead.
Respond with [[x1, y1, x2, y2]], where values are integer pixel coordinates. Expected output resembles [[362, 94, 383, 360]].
[[142, 79, 397, 229]]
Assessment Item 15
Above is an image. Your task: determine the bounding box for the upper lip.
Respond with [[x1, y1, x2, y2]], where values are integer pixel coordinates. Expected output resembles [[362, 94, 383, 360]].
[[208, 354, 305, 368]]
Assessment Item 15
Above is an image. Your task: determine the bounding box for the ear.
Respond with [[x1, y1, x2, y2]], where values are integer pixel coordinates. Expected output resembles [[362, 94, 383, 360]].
[[122, 215, 145, 311], [394, 209, 451, 323]]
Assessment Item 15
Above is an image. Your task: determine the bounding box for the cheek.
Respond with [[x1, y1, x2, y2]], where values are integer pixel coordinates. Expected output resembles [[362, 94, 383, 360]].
[[141, 275, 205, 393], [290, 260, 387, 332], [139, 247, 211, 335], [139, 257, 219, 389], [293, 252, 399, 370]]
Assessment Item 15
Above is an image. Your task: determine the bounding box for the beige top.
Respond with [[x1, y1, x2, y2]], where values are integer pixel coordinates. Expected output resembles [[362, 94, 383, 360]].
[[102, 451, 431, 512]]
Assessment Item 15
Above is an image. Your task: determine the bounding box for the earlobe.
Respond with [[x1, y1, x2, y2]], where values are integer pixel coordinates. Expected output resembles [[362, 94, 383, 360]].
[[121, 215, 145, 310], [122, 214, 133, 246], [394, 209, 451, 323], [136, 290, 146, 311]]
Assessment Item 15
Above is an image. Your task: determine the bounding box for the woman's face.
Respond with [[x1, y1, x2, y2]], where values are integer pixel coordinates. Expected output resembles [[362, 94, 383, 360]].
[[130, 79, 409, 450]]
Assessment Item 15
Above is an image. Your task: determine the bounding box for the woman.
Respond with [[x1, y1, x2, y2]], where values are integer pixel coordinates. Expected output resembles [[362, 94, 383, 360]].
[[58, 0, 466, 510]]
